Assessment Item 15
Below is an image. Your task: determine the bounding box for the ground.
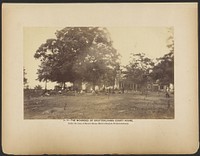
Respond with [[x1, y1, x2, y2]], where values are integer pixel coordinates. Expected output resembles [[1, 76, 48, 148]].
[[24, 92, 174, 119]]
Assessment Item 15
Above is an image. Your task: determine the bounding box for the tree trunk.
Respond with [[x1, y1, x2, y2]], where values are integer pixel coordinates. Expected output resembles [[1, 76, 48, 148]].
[[45, 80, 47, 90], [92, 82, 95, 91], [72, 82, 75, 91], [63, 82, 66, 90]]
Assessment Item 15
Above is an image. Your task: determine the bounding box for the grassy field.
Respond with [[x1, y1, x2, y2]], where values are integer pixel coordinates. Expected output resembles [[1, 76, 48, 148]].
[[24, 92, 174, 119]]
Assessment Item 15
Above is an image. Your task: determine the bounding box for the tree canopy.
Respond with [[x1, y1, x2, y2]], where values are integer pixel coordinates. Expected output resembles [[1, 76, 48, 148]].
[[124, 53, 154, 88], [151, 28, 174, 85], [34, 27, 174, 90], [34, 27, 120, 89], [123, 28, 174, 88], [151, 52, 174, 85]]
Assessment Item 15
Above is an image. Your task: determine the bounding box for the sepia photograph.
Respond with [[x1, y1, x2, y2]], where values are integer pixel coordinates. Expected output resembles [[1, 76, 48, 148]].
[[2, 3, 198, 155], [24, 27, 174, 119]]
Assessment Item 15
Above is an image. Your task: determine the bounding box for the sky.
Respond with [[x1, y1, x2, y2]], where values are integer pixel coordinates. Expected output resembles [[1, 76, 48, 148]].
[[24, 27, 172, 89]]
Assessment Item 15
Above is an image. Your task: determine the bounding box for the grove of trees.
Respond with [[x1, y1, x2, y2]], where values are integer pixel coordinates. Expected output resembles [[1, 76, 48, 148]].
[[34, 27, 174, 92], [122, 28, 174, 91]]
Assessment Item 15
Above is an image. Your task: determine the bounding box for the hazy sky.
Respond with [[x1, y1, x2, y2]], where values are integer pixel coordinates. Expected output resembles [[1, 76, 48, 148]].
[[24, 27, 172, 89]]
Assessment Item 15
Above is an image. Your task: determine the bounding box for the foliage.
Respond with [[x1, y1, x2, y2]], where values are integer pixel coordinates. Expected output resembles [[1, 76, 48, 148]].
[[23, 68, 28, 88], [151, 52, 174, 85], [34, 27, 120, 88], [34, 85, 43, 90], [151, 28, 174, 85], [73, 41, 120, 88], [124, 53, 154, 87]]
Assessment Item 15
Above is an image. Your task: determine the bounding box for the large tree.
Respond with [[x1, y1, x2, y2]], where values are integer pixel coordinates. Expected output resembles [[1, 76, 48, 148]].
[[151, 28, 174, 86], [151, 52, 174, 85], [73, 41, 120, 89], [124, 53, 154, 91], [34, 27, 120, 89]]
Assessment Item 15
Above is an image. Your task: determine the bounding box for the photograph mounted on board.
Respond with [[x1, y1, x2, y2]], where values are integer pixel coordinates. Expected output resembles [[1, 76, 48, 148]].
[[3, 3, 198, 155], [24, 27, 174, 119]]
